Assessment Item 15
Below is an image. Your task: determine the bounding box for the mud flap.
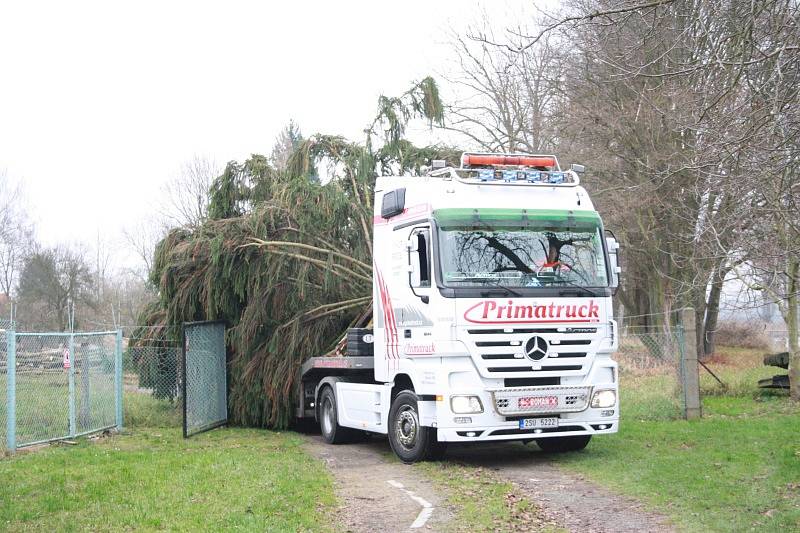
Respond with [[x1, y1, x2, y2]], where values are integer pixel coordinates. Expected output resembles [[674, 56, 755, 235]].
[[417, 397, 439, 427]]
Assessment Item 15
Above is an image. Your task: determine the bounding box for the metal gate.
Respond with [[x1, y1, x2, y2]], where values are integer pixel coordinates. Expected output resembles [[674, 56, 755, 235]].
[[3, 330, 122, 452], [182, 321, 227, 437]]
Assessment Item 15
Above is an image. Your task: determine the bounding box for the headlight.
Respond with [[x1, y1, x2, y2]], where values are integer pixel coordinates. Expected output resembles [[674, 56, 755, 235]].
[[450, 395, 483, 414], [591, 389, 616, 408]]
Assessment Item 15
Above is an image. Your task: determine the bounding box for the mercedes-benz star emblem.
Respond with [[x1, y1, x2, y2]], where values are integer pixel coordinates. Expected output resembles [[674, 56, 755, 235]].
[[524, 336, 548, 361]]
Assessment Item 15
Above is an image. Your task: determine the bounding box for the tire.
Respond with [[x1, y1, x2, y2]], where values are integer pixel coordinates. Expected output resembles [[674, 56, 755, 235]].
[[388, 390, 438, 463], [535, 435, 592, 453], [318, 386, 362, 444]]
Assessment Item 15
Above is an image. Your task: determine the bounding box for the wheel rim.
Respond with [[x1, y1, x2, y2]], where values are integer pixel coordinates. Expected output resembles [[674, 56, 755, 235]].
[[321, 397, 334, 436], [394, 404, 419, 450]]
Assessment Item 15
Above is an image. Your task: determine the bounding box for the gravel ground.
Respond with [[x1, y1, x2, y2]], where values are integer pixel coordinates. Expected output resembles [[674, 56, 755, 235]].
[[304, 435, 454, 532], [444, 441, 675, 533], [306, 435, 675, 532]]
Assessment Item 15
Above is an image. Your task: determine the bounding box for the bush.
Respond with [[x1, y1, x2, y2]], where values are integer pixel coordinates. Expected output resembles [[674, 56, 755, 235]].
[[712, 321, 769, 349]]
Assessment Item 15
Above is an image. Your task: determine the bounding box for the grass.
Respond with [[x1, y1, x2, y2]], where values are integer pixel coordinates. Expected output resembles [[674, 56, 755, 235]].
[[555, 345, 800, 532], [415, 461, 563, 532], [0, 426, 336, 532], [123, 391, 182, 428]]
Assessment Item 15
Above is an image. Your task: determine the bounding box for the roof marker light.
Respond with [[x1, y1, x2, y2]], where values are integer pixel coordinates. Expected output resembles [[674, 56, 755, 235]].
[[525, 170, 542, 182], [478, 169, 494, 182]]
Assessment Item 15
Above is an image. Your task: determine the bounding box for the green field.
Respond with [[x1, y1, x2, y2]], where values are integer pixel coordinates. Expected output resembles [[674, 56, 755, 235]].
[[0, 426, 335, 532], [556, 346, 800, 532], [2, 386, 334, 532]]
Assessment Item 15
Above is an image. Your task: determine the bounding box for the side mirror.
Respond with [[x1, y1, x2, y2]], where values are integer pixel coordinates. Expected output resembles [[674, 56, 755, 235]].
[[407, 229, 431, 303], [570, 163, 585, 174], [605, 235, 621, 292]]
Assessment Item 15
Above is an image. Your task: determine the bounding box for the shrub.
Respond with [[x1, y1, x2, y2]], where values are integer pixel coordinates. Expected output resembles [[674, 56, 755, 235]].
[[712, 321, 769, 350]]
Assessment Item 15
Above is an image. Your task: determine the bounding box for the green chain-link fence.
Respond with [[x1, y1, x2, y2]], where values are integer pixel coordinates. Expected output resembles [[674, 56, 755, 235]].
[[1, 330, 7, 453], [617, 325, 688, 419], [2, 330, 122, 453], [125, 344, 180, 400], [183, 321, 227, 437], [123, 340, 181, 427]]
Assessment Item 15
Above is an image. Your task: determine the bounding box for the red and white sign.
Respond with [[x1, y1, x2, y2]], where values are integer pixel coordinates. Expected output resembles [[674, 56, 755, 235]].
[[63, 348, 71, 369], [518, 396, 558, 409], [463, 299, 601, 324]]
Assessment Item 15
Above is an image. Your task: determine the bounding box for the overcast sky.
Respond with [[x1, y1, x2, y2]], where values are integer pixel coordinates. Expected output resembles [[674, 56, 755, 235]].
[[0, 1, 533, 269]]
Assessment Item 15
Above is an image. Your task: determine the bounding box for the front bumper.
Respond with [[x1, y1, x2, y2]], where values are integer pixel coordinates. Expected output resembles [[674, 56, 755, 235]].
[[437, 415, 618, 442], [431, 365, 618, 442]]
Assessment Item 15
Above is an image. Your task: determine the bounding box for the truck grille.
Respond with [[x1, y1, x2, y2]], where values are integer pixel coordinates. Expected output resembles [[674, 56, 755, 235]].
[[464, 326, 604, 379], [489, 386, 592, 416]]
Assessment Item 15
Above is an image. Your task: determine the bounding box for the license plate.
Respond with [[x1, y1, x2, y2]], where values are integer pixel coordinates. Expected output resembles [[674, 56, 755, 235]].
[[517, 395, 558, 409], [519, 417, 559, 429]]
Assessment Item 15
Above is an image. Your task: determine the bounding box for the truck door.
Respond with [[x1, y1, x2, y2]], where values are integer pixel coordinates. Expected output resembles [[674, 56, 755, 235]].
[[397, 225, 435, 356]]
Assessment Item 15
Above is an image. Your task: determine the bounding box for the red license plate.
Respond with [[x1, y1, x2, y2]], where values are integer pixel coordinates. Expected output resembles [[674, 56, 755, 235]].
[[518, 396, 558, 409]]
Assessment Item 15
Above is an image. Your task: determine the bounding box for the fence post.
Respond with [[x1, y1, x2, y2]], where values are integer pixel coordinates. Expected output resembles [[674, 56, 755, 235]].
[[115, 330, 123, 430], [680, 308, 702, 419], [68, 333, 76, 438], [6, 331, 16, 452]]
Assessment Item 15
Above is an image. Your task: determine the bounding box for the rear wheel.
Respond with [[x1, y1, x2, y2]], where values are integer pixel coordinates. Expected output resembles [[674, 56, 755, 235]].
[[388, 390, 439, 463], [535, 435, 591, 452], [319, 386, 362, 444]]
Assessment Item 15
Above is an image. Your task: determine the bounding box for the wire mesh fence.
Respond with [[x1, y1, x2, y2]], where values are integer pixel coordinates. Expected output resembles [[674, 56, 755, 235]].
[[14, 334, 71, 447], [73, 333, 118, 435], [183, 321, 227, 437], [1, 330, 7, 453], [125, 343, 181, 400], [2, 330, 122, 452], [617, 325, 688, 420], [123, 340, 182, 427]]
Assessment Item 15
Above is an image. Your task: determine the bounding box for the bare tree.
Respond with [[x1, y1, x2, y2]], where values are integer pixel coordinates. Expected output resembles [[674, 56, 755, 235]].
[[161, 155, 220, 228], [0, 171, 35, 298], [16, 244, 96, 331], [123, 215, 169, 282], [446, 0, 799, 377], [443, 24, 565, 153]]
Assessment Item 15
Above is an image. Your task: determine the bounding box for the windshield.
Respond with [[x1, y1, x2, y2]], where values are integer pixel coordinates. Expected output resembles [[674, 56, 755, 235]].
[[436, 211, 609, 288]]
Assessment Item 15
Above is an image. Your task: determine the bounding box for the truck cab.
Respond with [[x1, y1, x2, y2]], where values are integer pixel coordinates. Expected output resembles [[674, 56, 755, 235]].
[[299, 153, 621, 463]]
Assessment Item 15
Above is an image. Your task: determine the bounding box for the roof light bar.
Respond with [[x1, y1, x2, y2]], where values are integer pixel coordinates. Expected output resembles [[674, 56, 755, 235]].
[[461, 153, 557, 169]]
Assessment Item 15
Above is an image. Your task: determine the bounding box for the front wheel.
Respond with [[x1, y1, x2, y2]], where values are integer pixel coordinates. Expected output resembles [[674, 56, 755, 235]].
[[388, 390, 439, 463], [535, 435, 591, 452]]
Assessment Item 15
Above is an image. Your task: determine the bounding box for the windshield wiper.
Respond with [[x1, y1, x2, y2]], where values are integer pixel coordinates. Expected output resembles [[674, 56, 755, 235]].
[[550, 278, 599, 297], [481, 279, 522, 297]]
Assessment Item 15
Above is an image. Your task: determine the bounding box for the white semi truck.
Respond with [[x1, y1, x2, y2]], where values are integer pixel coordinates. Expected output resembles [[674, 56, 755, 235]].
[[297, 152, 621, 463]]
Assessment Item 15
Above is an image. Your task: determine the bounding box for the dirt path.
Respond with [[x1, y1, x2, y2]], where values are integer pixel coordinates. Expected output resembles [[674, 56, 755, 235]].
[[445, 441, 675, 533], [304, 435, 453, 532], [306, 435, 675, 533]]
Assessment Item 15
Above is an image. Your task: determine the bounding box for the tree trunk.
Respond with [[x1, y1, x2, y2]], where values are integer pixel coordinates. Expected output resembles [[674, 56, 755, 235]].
[[788, 257, 799, 401], [703, 265, 729, 358], [692, 283, 706, 361]]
